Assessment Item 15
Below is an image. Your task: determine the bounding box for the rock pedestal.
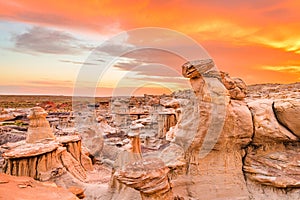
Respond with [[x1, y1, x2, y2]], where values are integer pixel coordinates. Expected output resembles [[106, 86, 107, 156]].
[[158, 59, 252, 199], [2, 107, 93, 183], [128, 122, 144, 155], [2, 141, 63, 181]]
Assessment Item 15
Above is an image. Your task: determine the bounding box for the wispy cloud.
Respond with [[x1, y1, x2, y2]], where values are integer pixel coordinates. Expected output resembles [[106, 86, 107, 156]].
[[261, 65, 300, 73], [59, 59, 98, 66], [12, 26, 92, 54], [25, 79, 73, 86]]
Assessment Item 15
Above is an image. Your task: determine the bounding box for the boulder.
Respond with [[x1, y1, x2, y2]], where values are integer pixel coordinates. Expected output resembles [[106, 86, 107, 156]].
[[247, 99, 298, 144], [273, 99, 300, 138]]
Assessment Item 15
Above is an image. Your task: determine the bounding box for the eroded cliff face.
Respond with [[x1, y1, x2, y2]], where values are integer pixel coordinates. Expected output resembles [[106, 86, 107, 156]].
[[243, 98, 300, 200], [108, 59, 299, 200]]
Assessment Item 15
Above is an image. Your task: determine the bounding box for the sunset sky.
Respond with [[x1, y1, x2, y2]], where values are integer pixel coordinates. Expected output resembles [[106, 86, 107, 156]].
[[0, 0, 299, 96]]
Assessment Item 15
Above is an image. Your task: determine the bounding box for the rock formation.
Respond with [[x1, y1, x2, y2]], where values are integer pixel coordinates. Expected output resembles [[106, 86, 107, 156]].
[[115, 157, 173, 200], [110, 59, 299, 200], [2, 107, 93, 185], [73, 105, 104, 160], [243, 98, 300, 199], [26, 106, 55, 143], [127, 122, 143, 155]]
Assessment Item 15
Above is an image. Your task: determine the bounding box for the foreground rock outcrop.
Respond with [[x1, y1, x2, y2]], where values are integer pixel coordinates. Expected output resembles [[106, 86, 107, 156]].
[[243, 98, 300, 199], [0, 173, 78, 200], [167, 59, 252, 199]]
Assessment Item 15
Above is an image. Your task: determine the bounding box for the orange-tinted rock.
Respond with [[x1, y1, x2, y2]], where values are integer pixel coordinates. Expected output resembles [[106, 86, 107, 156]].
[[0, 173, 78, 200], [68, 186, 85, 199], [220, 72, 247, 100]]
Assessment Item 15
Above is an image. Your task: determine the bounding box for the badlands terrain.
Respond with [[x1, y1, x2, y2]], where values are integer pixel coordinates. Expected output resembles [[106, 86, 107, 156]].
[[0, 59, 299, 200]]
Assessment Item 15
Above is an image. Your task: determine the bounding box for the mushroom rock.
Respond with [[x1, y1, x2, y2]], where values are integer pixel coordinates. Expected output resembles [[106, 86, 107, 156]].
[[2, 107, 92, 185], [115, 157, 173, 200], [158, 59, 252, 199], [98, 116, 117, 136], [2, 141, 64, 181], [182, 59, 216, 78], [109, 122, 143, 191], [26, 107, 55, 143], [180, 59, 230, 174]]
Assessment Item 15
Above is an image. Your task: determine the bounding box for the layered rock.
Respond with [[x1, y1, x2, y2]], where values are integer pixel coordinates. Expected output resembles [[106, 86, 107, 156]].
[[247, 82, 300, 100], [2, 140, 64, 180], [1, 61, 299, 200], [115, 157, 173, 200], [26, 107, 55, 143], [244, 143, 300, 188], [243, 98, 300, 198], [2, 107, 93, 184], [157, 112, 177, 139], [57, 135, 93, 172], [154, 59, 252, 199], [220, 72, 247, 100]]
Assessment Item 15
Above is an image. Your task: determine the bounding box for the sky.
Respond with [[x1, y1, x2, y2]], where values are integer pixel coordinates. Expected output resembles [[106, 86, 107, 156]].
[[0, 0, 299, 96]]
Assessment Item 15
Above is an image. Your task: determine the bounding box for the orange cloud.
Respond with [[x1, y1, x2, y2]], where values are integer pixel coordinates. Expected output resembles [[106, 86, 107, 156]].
[[1, 0, 300, 87]]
